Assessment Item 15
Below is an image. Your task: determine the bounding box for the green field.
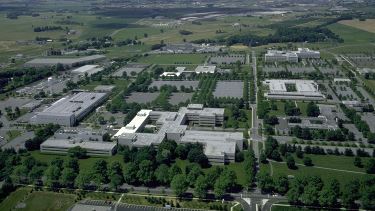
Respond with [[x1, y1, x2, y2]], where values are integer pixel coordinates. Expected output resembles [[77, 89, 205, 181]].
[[271, 205, 316, 211], [260, 153, 375, 188], [327, 23, 375, 44], [137, 54, 207, 64], [30, 151, 127, 173], [268, 101, 309, 117], [0, 188, 76, 211]]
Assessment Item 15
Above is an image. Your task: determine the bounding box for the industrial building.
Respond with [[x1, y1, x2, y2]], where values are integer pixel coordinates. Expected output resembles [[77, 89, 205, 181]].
[[160, 66, 217, 77], [30, 92, 108, 126], [40, 139, 116, 156], [24, 55, 106, 68], [71, 65, 104, 76], [263, 79, 325, 100], [264, 48, 320, 62], [113, 104, 242, 164]]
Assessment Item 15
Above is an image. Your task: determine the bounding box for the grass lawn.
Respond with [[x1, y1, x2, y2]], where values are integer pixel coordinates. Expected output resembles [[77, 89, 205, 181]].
[[268, 101, 286, 116], [21, 191, 76, 211], [137, 54, 207, 65], [261, 161, 373, 189], [6, 130, 21, 141], [0, 188, 76, 211], [30, 151, 126, 173], [339, 19, 375, 34], [364, 79, 375, 94], [293, 154, 372, 173], [0, 187, 31, 210]]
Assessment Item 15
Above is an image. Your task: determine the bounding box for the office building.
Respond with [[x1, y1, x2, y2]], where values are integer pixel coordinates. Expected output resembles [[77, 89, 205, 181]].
[[263, 79, 325, 100], [265, 48, 320, 62], [113, 104, 242, 164]]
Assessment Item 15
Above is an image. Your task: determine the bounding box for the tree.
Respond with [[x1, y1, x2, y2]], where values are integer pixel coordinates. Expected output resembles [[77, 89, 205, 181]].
[[286, 155, 296, 169], [45, 165, 61, 187], [260, 152, 267, 163], [103, 133, 111, 142], [75, 172, 92, 189], [214, 175, 227, 198], [64, 158, 79, 173], [28, 166, 45, 183], [92, 159, 108, 184], [61, 168, 77, 187], [303, 157, 313, 166], [68, 146, 87, 159], [109, 161, 124, 190], [171, 174, 188, 197], [186, 164, 202, 187], [360, 177, 375, 210], [124, 163, 138, 184], [306, 102, 320, 117], [187, 146, 208, 167], [365, 159, 375, 174], [175, 145, 188, 160], [341, 180, 360, 208], [194, 175, 208, 199], [354, 156, 362, 167], [301, 184, 319, 206], [275, 175, 289, 195], [155, 164, 170, 185], [137, 160, 154, 185], [257, 172, 274, 193], [319, 179, 340, 207]]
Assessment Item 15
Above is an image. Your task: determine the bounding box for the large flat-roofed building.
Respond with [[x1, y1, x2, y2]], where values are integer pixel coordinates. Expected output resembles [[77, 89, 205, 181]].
[[295, 48, 320, 59], [71, 65, 104, 76], [114, 104, 241, 164], [265, 50, 298, 63], [265, 48, 320, 62], [263, 79, 325, 100], [31, 92, 108, 126], [194, 65, 217, 74], [40, 139, 116, 156], [24, 55, 106, 68]]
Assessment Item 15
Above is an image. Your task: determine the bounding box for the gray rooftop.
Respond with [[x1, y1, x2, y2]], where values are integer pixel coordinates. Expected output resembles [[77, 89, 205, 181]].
[[41, 139, 116, 151], [25, 55, 106, 66], [38, 92, 107, 117]]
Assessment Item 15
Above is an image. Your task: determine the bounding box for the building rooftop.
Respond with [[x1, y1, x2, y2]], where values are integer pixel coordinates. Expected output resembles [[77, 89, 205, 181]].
[[25, 55, 106, 66], [37, 92, 107, 117], [71, 65, 104, 76], [113, 110, 152, 137], [194, 65, 216, 74], [41, 139, 116, 151]]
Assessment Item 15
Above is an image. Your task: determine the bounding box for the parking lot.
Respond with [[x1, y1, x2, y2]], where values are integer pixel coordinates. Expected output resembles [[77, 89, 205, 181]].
[[112, 64, 148, 77], [149, 80, 199, 91], [125, 92, 160, 104], [333, 85, 359, 101], [209, 54, 245, 65], [169, 93, 193, 105], [213, 81, 243, 98]]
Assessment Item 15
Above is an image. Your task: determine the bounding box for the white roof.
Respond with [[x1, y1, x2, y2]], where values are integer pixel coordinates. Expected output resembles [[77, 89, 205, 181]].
[[195, 65, 216, 74], [113, 110, 152, 137], [72, 65, 103, 76]]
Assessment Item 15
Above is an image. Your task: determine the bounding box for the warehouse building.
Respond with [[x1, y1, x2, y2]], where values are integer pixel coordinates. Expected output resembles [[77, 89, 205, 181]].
[[31, 92, 108, 126], [265, 48, 320, 62], [113, 104, 242, 164], [24, 55, 106, 68], [263, 79, 325, 100], [71, 65, 104, 76], [194, 65, 217, 74]]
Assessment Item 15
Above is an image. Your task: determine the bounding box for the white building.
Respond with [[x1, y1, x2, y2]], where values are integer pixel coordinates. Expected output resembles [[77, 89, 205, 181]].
[[265, 48, 320, 62], [113, 104, 241, 164], [71, 65, 104, 76], [194, 65, 216, 74], [31, 92, 108, 126], [40, 139, 116, 156], [263, 79, 325, 100]]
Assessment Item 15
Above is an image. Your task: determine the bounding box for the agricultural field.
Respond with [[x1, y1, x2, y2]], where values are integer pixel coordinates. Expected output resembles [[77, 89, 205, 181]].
[[327, 23, 375, 44], [339, 19, 375, 34]]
